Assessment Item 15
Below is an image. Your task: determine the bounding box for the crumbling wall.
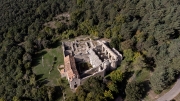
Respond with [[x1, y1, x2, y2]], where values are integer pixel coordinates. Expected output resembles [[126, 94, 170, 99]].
[[61, 39, 123, 89], [88, 49, 102, 68], [80, 67, 106, 84], [70, 78, 81, 89], [80, 66, 99, 78], [62, 42, 65, 57], [112, 48, 123, 61], [64, 50, 73, 56]]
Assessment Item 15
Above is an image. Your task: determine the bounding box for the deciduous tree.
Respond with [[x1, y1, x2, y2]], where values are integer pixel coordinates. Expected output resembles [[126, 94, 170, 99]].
[[125, 82, 145, 101]]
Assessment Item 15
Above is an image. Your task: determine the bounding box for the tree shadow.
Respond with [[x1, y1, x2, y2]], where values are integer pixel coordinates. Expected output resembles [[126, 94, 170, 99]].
[[54, 57, 57, 61], [48, 56, 58, 73], [32, 51, 47, 67], [35, 51, 47, 57], [53, 86, 63, 100], [20, 97, 33, 101], [51, 40, 61, 48], [169, 29, 179, 39], [141, 80, 151, 99], [36, 74, 44, 80], [119, 71, 134, 98], [144, 57, 156, 72], [125, 71, 134, 81], [37, 78, 49, 87]]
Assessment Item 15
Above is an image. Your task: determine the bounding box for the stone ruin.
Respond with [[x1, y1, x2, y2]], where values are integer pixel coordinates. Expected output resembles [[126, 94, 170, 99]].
[[59, 37, 122, 89]]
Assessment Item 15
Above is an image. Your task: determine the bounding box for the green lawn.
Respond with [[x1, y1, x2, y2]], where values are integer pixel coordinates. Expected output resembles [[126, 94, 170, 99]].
[[33, 46, 64, 86], [32, 45, 75, 100]]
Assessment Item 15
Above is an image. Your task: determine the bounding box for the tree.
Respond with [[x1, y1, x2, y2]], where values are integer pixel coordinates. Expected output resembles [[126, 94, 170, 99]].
[[125, 82, 145, 101], [66, 94, 77, 101], [109, 69, 124, 83], [150, 67, 177, 93], [47, 87, 55, 101], [172, 56, 180, 71], [73, 77, 106, 101], [104, 28, 111, 38], [77, 0, 84, 6], [120, 39, 135, 50], [12, 96, 20, 101], [115, 14, 126, 24], [30, 74, 36, 86], [132, 52, 147, 68], [14, 33, 23, 42], [23, 53, 32, 64], [41, 39, 50, 48], [76, 86, 86, 101], [123, 49, 134, 62], [107, 81, 118, 93], [104, 90, 114, 100], [0, 97, 6, 101], [110, 37, 121, 51], [24, 40, 34, 54]]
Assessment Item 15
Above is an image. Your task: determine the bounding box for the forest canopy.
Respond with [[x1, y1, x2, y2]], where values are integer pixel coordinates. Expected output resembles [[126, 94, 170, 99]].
[[0, 0, 180, 100]]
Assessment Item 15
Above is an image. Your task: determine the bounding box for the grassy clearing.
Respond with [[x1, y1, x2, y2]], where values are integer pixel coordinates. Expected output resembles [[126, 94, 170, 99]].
[[33, 46, 64, 86]]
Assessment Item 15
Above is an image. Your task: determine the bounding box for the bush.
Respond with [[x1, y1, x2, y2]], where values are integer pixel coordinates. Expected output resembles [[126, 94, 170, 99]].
[[125, 82, 145, 101], [150, 67, 177, 93]]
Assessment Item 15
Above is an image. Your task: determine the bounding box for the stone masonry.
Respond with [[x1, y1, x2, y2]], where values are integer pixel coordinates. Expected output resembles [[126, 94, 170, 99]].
[[60, 37, 122, 89]]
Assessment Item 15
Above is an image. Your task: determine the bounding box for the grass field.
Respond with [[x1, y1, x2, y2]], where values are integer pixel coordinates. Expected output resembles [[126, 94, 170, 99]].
[[33, 46, 64, 86]]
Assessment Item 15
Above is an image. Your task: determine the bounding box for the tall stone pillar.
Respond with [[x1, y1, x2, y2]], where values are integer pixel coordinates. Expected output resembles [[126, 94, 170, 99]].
[[111, 56, 113, 60], [71, 42, 74, 51], [102, 46, 104, 52], [108, 53, 110, 58]]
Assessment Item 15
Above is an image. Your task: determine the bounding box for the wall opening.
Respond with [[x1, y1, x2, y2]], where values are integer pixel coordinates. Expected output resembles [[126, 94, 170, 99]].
[[74, 82, 77, 88]]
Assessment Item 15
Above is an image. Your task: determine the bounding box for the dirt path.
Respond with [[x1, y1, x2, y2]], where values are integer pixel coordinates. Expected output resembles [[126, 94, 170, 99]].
[[156, 77, 180, 101]]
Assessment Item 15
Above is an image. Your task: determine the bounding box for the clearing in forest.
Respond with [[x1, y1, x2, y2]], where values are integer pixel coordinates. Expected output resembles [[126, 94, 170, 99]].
[[44, 12, 70, 29], [33, 46, 64, 86]]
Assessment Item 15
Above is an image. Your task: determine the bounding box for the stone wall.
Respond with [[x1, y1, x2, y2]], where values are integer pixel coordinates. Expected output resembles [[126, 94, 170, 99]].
[[70, 78, 81, 89], [112, 48, 122, 60], [88, 49, 102, 68], [62, 42, 65, 57], [80, 67, 106, 84], [61, 39, 123, 89]]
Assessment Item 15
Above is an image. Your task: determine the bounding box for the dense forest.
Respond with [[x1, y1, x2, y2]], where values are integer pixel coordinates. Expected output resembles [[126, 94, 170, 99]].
[[0, 0, 180, 101]]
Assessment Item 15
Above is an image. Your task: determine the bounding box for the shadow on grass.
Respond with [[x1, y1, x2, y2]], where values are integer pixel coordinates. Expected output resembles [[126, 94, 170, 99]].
[[36, 74, 44, 80], [32, 51, 47, 67], [50, 57, 57, 73], [54, 57, 57, 61], [37, 78, 49, 87]]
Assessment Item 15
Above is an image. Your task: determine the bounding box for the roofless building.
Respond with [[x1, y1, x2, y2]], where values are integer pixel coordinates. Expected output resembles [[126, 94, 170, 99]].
[[59, 37, 122, 89]]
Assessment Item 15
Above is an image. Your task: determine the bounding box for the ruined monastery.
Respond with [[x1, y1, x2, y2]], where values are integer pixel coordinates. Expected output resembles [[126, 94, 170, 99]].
[[59, 37, 122, 89]]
